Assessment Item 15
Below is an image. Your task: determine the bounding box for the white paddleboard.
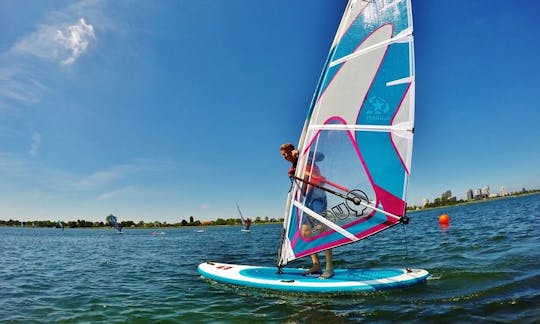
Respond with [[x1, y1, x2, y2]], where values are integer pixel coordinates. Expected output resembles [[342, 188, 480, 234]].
[[198, 261, 429, 293]]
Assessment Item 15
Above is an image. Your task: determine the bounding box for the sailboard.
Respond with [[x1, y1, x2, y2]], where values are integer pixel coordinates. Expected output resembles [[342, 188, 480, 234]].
[[199, 262, 428, 293], [106, 214, 123, 234], [236, 203, 252, 232], [195, 226, 206, 233], [199, 0, 428, 293]]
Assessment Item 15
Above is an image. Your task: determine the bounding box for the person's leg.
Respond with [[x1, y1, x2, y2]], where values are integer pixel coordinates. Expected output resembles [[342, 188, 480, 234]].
[[306, 254, 322, 274], [320, 249, 334, 279]]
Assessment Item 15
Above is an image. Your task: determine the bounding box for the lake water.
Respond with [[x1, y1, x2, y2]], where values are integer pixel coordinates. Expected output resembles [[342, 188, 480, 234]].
[[1, 194, 539, 323]]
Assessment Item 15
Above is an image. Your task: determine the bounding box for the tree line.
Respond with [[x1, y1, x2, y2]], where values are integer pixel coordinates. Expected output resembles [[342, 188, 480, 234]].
[[0, 216, 283, 228]]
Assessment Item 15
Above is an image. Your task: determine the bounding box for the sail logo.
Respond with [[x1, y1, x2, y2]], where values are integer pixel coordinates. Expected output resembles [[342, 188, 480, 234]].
[[365, 96, 390, 121], [323, 190, 370, 223]]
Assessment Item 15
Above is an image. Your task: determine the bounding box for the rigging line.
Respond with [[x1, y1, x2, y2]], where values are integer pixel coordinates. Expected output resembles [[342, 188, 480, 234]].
[[290, 175, 357, 204], [290, 175, 403, 221], [401, 220, 410, 261], [236, 202, 245, 222]]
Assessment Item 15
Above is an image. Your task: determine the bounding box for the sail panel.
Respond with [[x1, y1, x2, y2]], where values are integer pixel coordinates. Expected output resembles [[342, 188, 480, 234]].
[[278, 0, 415, 267]]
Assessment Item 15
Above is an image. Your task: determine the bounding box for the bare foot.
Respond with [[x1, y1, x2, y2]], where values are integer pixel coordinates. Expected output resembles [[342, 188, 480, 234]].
[[302, 267, 322, 276], [319, 270, 334, 279]]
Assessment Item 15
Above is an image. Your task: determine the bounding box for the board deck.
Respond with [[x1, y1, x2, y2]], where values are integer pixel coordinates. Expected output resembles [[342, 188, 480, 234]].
[[198, 262, 429, 293]]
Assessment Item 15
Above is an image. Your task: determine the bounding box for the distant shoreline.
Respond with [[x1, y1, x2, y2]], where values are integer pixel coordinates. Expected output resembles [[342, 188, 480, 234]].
[[407, 191, 540, 213], [3, 192, 538, 228], [0, 219, 282, 229]]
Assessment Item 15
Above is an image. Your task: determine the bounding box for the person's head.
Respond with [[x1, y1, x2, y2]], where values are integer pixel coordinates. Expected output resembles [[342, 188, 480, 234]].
[[280, 143, 296, 163]]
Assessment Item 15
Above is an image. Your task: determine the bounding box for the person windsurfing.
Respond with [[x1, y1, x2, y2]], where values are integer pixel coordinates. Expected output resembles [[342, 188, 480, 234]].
[[280, 143, 334, 279]]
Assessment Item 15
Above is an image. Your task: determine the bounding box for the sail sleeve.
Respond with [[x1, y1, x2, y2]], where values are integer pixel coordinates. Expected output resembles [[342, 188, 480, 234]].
[[278, 0, 415, 267]]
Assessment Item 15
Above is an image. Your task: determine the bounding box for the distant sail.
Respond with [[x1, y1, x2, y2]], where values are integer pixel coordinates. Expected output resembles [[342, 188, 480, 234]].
[[106, 214, 123, 233], [236, 203, 251, 231], [278, 0, 415, 267]]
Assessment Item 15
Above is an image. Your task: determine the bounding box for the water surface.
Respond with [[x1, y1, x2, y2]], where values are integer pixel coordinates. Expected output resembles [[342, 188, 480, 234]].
[[1, 194, 539, 322]]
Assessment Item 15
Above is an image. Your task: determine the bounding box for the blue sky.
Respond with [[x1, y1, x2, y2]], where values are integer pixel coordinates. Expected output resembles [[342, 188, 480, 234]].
[[1, 1, 539, 223]]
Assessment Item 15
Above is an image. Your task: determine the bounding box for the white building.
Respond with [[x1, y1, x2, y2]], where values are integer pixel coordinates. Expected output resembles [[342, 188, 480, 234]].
[[422, 198, 429, 207]]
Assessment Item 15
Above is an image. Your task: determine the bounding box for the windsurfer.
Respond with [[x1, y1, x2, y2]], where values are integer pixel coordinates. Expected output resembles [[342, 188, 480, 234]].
[[280, 143, 298, 176], [280, 143, 334, 279]]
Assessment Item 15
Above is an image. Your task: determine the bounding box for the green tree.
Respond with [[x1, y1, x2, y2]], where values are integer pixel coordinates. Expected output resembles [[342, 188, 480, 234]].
[[215, 218, 226, 225]]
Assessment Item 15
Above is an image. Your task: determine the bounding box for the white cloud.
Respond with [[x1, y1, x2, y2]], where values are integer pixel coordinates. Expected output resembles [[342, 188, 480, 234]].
[[0, 0, 135, 112], [29, 131, 41, 157], [0, 65, 46, 110], [58, 18, 95, 65], [97, 186, 135, 201], [13, 18, 95, 65], [0, 2, 101, 111], [0, 153, 172, 192], [76, 159, 171, 190]]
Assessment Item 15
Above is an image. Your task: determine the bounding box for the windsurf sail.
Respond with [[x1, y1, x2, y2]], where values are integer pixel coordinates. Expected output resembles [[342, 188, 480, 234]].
[[278, 0, 415, 267], [236, 203, 251, 230], [106, 214, 123, 233]]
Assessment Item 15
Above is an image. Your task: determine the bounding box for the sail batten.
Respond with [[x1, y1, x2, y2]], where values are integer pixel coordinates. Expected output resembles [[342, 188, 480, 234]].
[[330, 27, 413, 68], [308, 124, 413, 132], [278, 0, 415, 268]]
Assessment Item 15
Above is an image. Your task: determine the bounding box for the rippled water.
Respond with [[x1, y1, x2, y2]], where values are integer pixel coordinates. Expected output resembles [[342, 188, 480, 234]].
[[1, 194, 539, 323]]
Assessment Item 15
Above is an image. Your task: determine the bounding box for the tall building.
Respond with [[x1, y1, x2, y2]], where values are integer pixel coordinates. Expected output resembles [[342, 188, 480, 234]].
[[442, 190, 452, 199], [499, 186, 507, 196], [475, 188, 482, 199], [466, 189, 474, 200]]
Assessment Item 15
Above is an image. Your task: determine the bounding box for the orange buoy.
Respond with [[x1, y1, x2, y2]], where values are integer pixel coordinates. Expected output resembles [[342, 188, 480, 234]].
[[439, 213, 450, 225]]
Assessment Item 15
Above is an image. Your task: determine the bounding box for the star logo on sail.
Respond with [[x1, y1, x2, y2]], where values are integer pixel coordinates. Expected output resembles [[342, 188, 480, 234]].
[[365, 96, 390, 121]]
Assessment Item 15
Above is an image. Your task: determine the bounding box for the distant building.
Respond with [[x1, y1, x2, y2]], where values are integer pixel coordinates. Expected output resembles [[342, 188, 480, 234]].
[[499, 186, 508, 196], [466, 189, 474, 200], [442, 190, 452, 199], [482, 186, 491, 197], [475, 188, 482, 199], [422, 198, 429, 207]]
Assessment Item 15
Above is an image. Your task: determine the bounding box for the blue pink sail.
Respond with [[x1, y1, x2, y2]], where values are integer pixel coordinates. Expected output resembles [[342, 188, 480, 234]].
[[278, 0, 415, 266]]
